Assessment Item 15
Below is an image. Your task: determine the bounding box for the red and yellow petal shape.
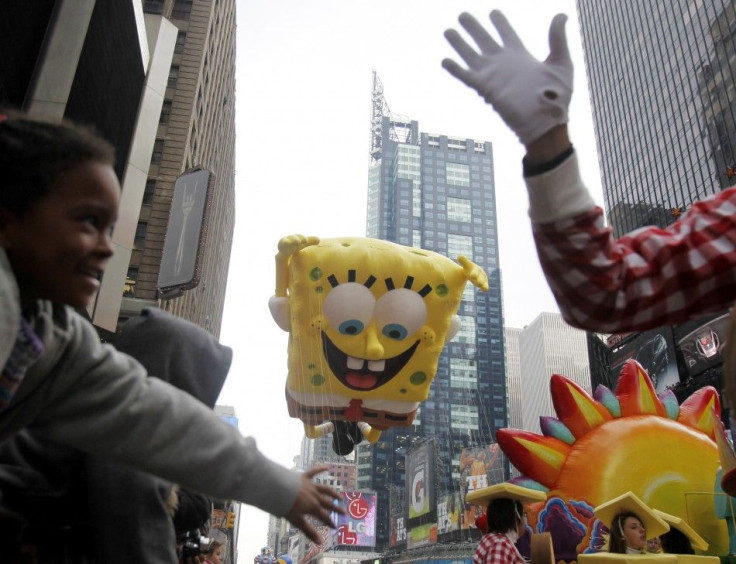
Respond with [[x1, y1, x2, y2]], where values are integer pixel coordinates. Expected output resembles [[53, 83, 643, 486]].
[[677, 386, 721, 440], [498, 429, 571, 487], [550, 374, 613, 439], [614, 359, 667, 417]]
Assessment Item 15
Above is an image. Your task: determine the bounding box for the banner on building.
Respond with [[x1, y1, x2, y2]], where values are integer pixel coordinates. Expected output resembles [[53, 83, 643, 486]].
[[158, 167, 215, 296], [459, 444, 505, 529], [406, 442, 436, 548], [610, 326, 679, 393], [299, 526, 331, 564], [389, 515, 407, 547], [332, 491, 377, 547], [436, 492, 461, 534], [676, 312, 729, 377]]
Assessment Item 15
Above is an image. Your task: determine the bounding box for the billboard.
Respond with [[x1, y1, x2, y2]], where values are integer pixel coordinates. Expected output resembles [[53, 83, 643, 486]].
[[436, 492, 461, 535], [609, 326, 679, 392], [158, 167, 215, 295], [332, 491, 377, 547], [406, 442, 436, 548], [389, 515, 407, 548], [676, 312, 729, 377], [459, 444, 505, 529]]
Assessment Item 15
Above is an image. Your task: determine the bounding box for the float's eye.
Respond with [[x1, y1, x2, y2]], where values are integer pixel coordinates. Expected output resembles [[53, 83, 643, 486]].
[[323, 283, 375, 337], [382, 323, 408, 340], [374, 288, 427, 341], [339, 320, 365, 335]]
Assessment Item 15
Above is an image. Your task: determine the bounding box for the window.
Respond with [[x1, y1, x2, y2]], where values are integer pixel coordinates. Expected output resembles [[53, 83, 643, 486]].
[[174, 31, 187, 54], [450, 404, 478, 431], [159, 100, 172, 124], [454, 315, 476, 345], [171, 0, 193, 19], [447, 197, 472, 222], [143, 179, 156, 205], [151, 139, 164, 164], [167, 65, 179, 89], [134, 222, 148, 250], [446, 162, 470, 186], [123, 268, 139, 298], [450, 358, 477, 388], [143, 0, 163, 14], [447, 233, 473, 260]]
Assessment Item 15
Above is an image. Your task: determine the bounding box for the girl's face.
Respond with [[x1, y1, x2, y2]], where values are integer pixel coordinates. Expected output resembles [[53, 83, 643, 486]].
[[622, 516, 647, 551], [0, 161, 120, 308]]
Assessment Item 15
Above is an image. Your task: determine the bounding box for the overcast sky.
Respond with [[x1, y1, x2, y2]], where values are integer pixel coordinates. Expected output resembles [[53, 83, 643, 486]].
[[218, 1, 603, 558]]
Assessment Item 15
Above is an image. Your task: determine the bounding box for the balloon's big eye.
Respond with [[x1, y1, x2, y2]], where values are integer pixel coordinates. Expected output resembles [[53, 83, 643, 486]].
[[374, 289, 427, 342], [382, 323, 408, 340], [339, 320, 365, 335], [323, 283, 376, 336]]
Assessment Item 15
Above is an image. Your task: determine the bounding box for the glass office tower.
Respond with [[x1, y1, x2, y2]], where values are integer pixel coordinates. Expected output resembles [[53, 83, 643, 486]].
[[357, 73, 508, 550], [576, 0, 736, 236]]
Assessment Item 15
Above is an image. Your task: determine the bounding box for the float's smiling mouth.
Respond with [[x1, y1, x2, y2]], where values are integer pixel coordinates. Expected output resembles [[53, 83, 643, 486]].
[[321, 333, 419, 391]]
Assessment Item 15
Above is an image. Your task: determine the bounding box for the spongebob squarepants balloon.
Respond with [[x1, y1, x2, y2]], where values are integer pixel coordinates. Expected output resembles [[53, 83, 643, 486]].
[[269, 235, 488, 452]]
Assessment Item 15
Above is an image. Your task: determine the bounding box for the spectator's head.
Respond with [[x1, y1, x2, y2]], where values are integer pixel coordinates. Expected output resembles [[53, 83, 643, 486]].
[[0, 109, 119, 308]]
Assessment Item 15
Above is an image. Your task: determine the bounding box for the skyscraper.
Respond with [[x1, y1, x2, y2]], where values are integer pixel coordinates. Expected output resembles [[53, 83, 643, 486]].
[[576, 0, 736, 237], [518, 312, 591, 434], [96, 0, 236, 336], [357, 72, 507, 550], [504, 327, 523, 432]]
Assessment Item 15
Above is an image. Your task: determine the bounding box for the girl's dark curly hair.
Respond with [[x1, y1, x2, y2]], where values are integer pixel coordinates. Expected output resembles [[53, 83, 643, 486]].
[[0, 109, 115, 216]]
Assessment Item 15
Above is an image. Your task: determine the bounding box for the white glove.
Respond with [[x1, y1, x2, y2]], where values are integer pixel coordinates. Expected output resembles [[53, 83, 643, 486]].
[[442, 10, 573, 146]]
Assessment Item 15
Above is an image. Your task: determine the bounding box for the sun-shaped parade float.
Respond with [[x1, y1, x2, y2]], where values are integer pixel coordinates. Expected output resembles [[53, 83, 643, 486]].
[[492, 359, 733, 562]]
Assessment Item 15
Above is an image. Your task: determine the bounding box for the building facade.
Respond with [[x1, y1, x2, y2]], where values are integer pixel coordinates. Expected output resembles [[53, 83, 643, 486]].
[[504, 327, 523, 432], [356, 73, 507, 550], [576, 0, 736, 236], [105, 0, 237, 337], [518, 312, 591, 434]]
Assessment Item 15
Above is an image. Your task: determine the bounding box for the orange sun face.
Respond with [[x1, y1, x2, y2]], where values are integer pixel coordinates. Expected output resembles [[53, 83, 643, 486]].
[[499, 359, 728, 557]]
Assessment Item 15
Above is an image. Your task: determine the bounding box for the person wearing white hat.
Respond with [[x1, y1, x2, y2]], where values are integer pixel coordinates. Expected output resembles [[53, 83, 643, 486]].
[[593, 493, 670, 555], [466, 483, 547, 564]]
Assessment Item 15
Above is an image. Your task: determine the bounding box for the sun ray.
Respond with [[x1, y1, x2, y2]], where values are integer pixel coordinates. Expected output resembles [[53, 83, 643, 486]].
[[593, 385, 620, 417], [677, 386, 721, 439], [551, 374, 612, 438], [498, 429, 571, 487], [614, 359, 666, 417], [540, 416, 575, 445], [658, 388, 680, 420]]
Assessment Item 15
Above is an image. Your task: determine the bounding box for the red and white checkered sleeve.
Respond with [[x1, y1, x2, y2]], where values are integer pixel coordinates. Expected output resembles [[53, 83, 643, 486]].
[[533, 187, 736, 332], [475, 535, 525, 564]]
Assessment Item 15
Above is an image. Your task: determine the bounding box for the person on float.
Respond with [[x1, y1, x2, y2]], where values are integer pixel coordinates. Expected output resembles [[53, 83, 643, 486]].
[[466, 483, 546, 564], [594, 492, 670, 555]]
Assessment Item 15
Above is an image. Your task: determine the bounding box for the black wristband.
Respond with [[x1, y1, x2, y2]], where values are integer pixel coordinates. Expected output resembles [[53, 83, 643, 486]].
[[522, 145, 574, 177]]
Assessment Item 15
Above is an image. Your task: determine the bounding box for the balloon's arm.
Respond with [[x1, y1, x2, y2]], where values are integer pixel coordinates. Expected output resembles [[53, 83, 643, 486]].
[[458, 256, 489, 291], [275, 235, 320, 297]]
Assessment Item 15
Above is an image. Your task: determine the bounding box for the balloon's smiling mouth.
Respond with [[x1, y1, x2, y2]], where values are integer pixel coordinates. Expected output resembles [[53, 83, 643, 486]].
[[321, 332, 418, 391]]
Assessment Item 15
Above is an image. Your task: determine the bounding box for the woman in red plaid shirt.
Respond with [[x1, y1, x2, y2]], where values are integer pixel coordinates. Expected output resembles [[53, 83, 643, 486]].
[[467, 484, 545, 564], [474, 497, 527, 564]]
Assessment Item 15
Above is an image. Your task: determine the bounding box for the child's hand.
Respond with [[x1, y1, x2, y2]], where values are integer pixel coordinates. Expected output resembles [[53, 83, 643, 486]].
[[285, 465, 345, 545]]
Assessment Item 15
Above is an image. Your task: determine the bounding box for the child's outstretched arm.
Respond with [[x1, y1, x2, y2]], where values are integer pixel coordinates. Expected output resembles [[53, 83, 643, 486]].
[[14, 312, 341, 541]]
